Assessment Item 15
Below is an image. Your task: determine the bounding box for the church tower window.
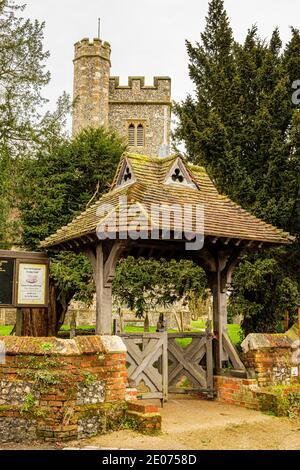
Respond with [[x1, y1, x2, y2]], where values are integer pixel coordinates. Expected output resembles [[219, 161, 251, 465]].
[[136, 124, 144, 147], [127, 122, 145, 147], [128, 124, 135, 146]]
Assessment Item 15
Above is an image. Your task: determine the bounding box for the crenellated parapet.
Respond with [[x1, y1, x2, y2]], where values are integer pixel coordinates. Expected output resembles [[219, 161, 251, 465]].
[[109, 76, 171, 104], [74, 38, 111, 63]]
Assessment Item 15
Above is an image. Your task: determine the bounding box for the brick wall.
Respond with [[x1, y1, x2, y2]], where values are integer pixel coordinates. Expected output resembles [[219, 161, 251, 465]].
[[0, 336, 129, 442], [241, 330, 300, 387], [243, 348, 295, 387], [214, 375, 300, 416], [214, 376, 260, 410]]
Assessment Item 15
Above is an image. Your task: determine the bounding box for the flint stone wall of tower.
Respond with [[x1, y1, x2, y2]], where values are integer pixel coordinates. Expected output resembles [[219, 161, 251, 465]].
[[108, 77, 171, 156], [72, 38, 172, 156], [73, 38, 111, 135]]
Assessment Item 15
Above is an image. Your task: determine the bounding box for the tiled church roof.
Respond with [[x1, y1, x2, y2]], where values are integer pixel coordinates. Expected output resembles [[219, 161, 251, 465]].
[[41, 153, 294, 248]]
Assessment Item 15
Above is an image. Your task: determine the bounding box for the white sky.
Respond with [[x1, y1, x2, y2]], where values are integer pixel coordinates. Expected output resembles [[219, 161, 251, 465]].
[[24, 0, 300, 117]]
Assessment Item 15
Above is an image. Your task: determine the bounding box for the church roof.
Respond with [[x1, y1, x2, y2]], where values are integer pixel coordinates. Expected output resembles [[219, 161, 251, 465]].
[[41, 153, 294, 249]]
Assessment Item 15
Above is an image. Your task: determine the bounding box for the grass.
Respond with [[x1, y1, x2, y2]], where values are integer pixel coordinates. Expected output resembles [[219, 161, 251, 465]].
[[121, 320, 243, 348], [0, 325, 14, 336], [0, 321, 243, 347], [227, 324, 244, 346], [59, 325, 94, 331]]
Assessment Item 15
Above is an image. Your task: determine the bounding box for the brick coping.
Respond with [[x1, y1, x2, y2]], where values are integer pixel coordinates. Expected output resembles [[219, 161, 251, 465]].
[[0, 335, 126, 356]]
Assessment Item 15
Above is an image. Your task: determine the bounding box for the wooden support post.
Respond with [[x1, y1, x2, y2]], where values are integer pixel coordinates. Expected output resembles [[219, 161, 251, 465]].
[[211, 266, 227, 371], [95, 243, 112, 335], [84, 241, 125, 336], [206, 248, 246, 372]]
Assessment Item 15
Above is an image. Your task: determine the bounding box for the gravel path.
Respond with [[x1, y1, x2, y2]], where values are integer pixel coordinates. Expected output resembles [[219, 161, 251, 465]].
[[1, 396, 300, 450]]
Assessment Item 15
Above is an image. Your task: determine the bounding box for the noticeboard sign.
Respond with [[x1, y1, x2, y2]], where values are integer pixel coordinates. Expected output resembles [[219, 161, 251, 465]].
[[16, 261, 48, 308], [0, 258, 15, 307], [0, 251, 49, 308]]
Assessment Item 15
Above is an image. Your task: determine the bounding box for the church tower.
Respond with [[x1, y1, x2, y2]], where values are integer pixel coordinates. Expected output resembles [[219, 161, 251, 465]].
[[72, 38, 111, 135], [72, 37, 172, 156]]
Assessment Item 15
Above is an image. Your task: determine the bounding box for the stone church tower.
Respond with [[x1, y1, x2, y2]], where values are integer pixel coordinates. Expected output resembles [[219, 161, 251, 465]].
[[72, 38, 172, 156]]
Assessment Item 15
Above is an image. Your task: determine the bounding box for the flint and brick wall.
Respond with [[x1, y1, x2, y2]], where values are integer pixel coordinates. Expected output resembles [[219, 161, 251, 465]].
[[214, 376, 300, 416], [0, 336, 128, 442], [243, 348, 295, 387], [241, 329, 300, 387], [214, 329, 300, 415]]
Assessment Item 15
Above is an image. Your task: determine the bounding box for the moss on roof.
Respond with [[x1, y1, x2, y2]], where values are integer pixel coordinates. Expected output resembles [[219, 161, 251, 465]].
[[41, 153, 294, 249]]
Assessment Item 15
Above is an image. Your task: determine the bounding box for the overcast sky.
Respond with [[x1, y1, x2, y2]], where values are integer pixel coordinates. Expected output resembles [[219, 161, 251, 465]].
[[24, 0, 300, 121]]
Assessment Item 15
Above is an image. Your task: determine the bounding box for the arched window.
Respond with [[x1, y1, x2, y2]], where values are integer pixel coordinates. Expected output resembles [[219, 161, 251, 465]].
[[127, 122, 145, 147], [128, 124, 135, 146], [136, 124, 144, 147]]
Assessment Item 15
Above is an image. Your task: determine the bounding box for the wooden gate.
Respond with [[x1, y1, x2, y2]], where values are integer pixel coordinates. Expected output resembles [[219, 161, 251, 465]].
[[168, 332, 214, 397], [120, 332, 168, 403], [120, 331, 214, 402]]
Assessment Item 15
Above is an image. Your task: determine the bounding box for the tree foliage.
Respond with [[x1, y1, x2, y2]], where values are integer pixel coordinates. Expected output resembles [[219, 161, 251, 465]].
[[19, 127, 126, 328], [174, 0, 300, 334], [0, 0, 50, 149], [113, 257, 207, 318], [0, 1, 71, 249]]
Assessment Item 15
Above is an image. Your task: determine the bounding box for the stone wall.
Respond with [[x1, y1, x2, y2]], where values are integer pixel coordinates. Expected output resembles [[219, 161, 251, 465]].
[[0, 335, 129, 442], [64, 298, 191, 330], [0, 308, 16, 326], [109, 77, 171, 156], [0, 299, 192, 330], [72, 38, 111, 135]]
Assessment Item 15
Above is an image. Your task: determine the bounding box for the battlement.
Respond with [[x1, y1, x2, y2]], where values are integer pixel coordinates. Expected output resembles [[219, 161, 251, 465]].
[[74, 38, 111, 62], [109, 76, 171, 103], [110, 76, 171, 89], [72, 35, 172, 155]]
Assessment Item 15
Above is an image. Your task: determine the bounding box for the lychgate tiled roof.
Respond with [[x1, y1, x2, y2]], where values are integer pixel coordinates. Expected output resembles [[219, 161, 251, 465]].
[[41, 153, 294, 248]]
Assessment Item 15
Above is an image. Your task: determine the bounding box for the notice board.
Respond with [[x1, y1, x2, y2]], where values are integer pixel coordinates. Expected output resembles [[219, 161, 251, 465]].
[[0, 258, 14, 306]]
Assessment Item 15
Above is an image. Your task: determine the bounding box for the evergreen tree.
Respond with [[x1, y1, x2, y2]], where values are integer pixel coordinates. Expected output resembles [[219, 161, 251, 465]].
[[174, 0, 300, 334]]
